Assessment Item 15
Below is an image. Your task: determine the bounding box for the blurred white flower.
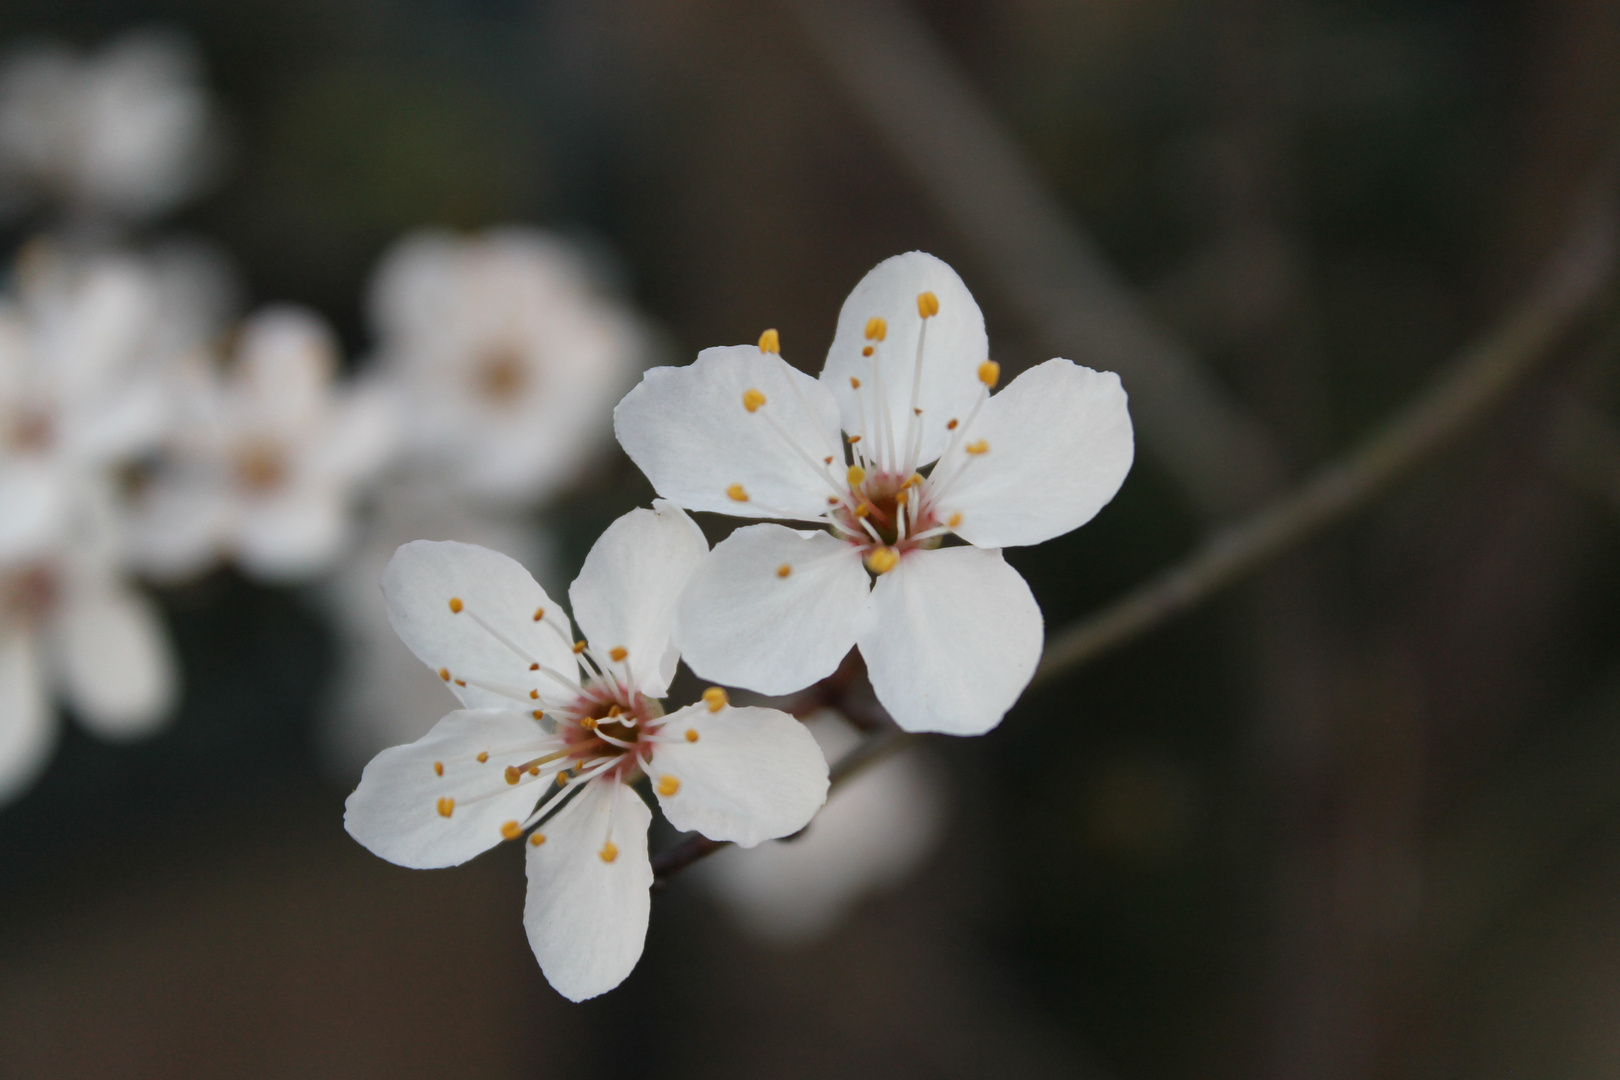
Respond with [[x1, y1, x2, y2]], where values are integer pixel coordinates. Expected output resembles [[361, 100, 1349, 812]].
[[0, 30, 217, 223], [127, 306, 399, 584], [701, 711, 946, 945], [0, 480, 176, 807], [317, 477, 559, 776], [367, 227, 645, 507], [344, 504, 829, 1001], [617, 251, 1135, 735]]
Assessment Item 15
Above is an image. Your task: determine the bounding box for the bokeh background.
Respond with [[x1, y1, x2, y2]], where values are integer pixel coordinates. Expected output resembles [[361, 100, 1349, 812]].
[[2, 1, 1620, 1078]]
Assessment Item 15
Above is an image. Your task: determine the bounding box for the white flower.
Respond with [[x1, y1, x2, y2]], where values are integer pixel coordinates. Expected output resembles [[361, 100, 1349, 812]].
[[0, 30, 215, 222], [344, 502, 829, 1001], [127, 306, 398, 584], [702, 710, 945, 944], [0, 480, 176, 807], [614, 251, 1134, 735], [366, 228, 644, 506], [316, 477, 559, 775]]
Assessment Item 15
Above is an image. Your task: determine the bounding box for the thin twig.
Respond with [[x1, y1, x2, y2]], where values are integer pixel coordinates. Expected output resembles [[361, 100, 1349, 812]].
[[784, 0, 1286, 516]]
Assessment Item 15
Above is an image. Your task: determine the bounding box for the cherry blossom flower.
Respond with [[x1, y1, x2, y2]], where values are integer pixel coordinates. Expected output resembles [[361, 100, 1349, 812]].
[[344, 502, 829, 1001], [0, 30, 216, 223], [615, 251, 1135, 735], [127, 306, 398, 583], [366, 228, 644, 507], [0, 481, 176, 807], [701, 710, 945, 944]]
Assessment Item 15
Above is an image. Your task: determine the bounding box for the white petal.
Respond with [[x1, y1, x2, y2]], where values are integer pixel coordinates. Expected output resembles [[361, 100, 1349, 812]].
[[858, 546, 1042, 736], [234, 487, 351, 583], [821, 252, 988, 468], [934, 359, 1134, 549], [568, 502, 707, 699], [675, 524, 869, 696], [52, 581, 176, 740], [305, 379, 401, 484], [0, 462, 67, 562], [124, 482, 228, 583], [614, 345, 844, 519], [650, 703, 828, 847], [0, 632, 58, 807], [345, 708, 557, 869], [524, 779, 653, 1001], [381, 540, 579, 711]]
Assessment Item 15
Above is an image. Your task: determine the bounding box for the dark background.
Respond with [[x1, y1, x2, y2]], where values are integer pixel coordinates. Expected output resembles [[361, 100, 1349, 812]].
[[2, 1, 1620, 1077]]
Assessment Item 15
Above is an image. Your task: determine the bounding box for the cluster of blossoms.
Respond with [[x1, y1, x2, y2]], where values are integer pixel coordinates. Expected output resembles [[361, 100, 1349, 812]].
[[350, 250, 1134, 997]]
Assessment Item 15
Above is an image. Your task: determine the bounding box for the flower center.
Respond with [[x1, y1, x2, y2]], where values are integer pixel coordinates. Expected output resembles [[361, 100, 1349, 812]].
[[474, 347, 529, 404], [6, 409, 53, 453], [1, 563, 58, 626], [234, 438, 289, 493]]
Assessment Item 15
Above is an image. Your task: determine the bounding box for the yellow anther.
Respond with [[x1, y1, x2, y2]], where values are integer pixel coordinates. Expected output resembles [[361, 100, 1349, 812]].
[[896, 490, 909, 506], [758, 328, 780, 354], [827, 496, 840, 505], [965, 439, 989, 455], [866, 547, 900, 574], [532, 710, 544, 720], [609, 646, 628, 662], [433, 761, 444, 776], [532, 606, 545, 622], [555, 771, 568, 786], [477, 752, 489, 763], [529, 832, 547, 847], [776, 564, 792, 578], [599, 841, 619, 863], [948, 512, 963, 528], [865, 316, 888, 341], [436, 797, 455, 818], [685, 728, 700, 742], [727, 484, 749, 502], [530, 765, 542, 777], [529, 662, 539, 671], [607, 704, 622, 717], [824, 455, 835, 464], [847, 464, 866, 487], [917, 291, 939, 318], [848, 434, 862, 444], [978, 360, 1000, 388], [657, 775, 680, 796], [703, 686, 728, 712], [572, 640, 587, 654], [448, 597, 463, 613], [947, 418, 959, 430], [905, 472, 923, 488], [850, 376, 861, 389], [862, 346, 873, 357], [581, 716, 598, 729], [855, 504, 870, 518], [529, 689, 539, 699], [438, 667, 450, 682], [742, 388, 767, 413], [505, 766, 522, 785], [454, 679, 466, 687], [501, 821, 522, 840]]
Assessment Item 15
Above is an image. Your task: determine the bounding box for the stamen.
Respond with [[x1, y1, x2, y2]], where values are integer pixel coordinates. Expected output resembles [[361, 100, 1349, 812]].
[[947, 418, 959, 430], [686, 728, 700, 742], [572, 640, 588, 654], [532, 607, 545, 621], [758, 329, 780, 354], [438, 668, 450, 682], [742, 388, 767, 412], [477, 752, 489, 762], [916, 291, 939, 318], [727, 484, 749, 502], [501, 821, 522, 840], [776, 564, 792, 578], [448, 597, 463, 613], [702, 687, 728, 712], [948, 512, 963, 528], [530, 832, 546, 847], [609, 646, 628, 662], [847, 464, 865, 487], [436, 797, 455, 818], [978, 360, 1000, 388], [865, 317, 887, 341], [850, 377, 861, 389], [865, 547, 900, 574], [599, 841, 619, 863], [657, 775, 680, 796], [530, 690, 539, 699], [862, 346, 873, 356], [965, 440, 989, 454], [433, 761, 444, 776]]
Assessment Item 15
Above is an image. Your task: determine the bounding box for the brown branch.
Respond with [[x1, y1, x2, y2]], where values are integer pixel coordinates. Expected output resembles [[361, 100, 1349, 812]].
[[783, 0, 1287, 517], [651, 173, 1618, 887]]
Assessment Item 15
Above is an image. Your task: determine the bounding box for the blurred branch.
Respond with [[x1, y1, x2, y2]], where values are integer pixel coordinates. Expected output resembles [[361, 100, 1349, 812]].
[[784, 0, 1287, 517], [652, 165, 1618, 885], [1035, 181, 1618, 685]]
